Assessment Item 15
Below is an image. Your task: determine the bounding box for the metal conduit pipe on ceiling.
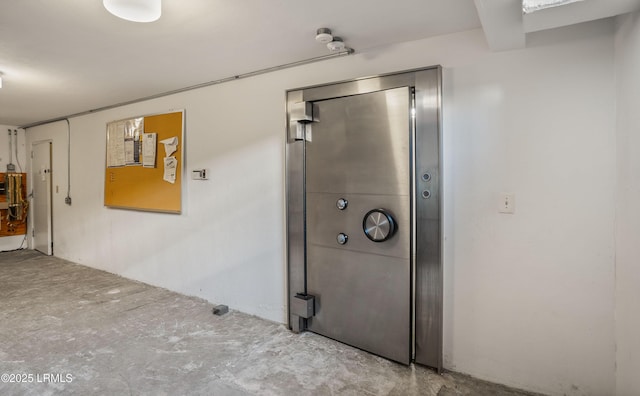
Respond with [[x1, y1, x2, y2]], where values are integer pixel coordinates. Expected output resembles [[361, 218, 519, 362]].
[[20, 49, 355, 129]]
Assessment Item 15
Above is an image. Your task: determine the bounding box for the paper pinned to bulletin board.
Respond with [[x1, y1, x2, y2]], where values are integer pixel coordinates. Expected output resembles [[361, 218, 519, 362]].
[[142, 132, 157, 168], [104, 110, 184, 213]]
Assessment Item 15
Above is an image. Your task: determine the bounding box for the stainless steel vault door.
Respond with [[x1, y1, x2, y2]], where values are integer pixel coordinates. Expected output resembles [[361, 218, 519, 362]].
[[306, 88, 411, 364], [286, 67, 443, 370]]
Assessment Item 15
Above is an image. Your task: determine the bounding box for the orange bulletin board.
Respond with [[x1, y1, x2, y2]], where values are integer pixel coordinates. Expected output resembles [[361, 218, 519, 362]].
[[104, 111, 184, 213]]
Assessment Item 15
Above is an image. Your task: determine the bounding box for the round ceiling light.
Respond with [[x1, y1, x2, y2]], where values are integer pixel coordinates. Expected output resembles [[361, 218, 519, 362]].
[[103, 0, 161, 23]]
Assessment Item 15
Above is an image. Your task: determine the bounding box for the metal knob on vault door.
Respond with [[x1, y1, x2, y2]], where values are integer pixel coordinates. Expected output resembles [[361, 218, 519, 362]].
[[336, 198, 348, 210], [363, 209, 397, 242], [336, 233, 349, 245]]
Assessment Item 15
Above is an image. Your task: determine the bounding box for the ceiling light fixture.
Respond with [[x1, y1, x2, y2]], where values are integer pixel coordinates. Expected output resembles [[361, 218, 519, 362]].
[[522, 0, 583, 14], [103, 0, 161, 23]]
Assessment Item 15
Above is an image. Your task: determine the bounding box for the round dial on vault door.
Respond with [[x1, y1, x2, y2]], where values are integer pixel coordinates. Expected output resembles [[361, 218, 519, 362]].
[[362, 209, 397, 242]]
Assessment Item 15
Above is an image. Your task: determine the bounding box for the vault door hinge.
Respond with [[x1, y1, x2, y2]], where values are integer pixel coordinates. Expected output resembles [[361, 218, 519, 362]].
[[289, 101, 314, 142], [290, 293, 315, 333]]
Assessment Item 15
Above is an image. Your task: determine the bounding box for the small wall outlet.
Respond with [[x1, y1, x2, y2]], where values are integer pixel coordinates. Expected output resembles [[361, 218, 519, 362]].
[[499, 193, 515, 214]]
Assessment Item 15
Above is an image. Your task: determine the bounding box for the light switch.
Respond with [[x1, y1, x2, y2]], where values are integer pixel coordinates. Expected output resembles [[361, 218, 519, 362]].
[[499, 193, 515, 214], [191, 169, 208, 180]]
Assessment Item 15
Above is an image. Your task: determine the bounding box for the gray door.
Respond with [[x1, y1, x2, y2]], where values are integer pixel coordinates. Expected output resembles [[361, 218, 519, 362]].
[[31, 141, 53, 255], [305, 87, 412, 364]]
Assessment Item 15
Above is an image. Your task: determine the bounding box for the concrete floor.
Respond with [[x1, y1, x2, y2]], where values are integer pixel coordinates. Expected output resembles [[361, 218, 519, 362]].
[[0, 250, 542, 396]]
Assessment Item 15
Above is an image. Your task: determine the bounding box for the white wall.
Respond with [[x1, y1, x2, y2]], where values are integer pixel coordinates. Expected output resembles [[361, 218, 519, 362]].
[[0, 125, 28, 251], [26, 20, 617, 396], [443, 22, 616, 396], [614, 12, 640, 396]]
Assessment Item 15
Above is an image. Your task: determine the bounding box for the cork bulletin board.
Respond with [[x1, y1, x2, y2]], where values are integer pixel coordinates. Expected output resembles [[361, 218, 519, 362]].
[[104, 110, 184, 213]]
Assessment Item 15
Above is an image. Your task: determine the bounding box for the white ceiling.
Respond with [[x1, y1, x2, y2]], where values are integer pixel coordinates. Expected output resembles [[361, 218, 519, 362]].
[[0, 0, 637, 127]]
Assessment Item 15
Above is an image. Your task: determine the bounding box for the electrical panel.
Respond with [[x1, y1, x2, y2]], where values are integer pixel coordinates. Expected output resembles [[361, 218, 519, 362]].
[[0, 172, 27, 236]]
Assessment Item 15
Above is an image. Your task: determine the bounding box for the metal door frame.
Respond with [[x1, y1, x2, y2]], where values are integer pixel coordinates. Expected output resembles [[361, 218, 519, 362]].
[[30, 139, 54, 255], [285, 66, 443, 370]]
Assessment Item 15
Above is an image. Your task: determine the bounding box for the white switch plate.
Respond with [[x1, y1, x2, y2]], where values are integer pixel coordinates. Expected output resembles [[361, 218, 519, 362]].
[[191, 169, 208, 180], [499, 193, 515, 214]]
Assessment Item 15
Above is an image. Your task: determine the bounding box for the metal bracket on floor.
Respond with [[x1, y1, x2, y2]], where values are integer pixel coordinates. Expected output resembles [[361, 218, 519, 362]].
[[212, 304, 229, 316]]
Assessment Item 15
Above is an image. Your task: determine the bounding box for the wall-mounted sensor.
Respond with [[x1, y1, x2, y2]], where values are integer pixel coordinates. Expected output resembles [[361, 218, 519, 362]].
[[315, 28, 333, 43], [191, 169, 208, 180]]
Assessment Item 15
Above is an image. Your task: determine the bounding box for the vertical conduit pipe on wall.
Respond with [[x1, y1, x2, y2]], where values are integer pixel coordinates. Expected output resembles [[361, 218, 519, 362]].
[[14, 130, 22, 172], [8, 129, 13, 169], [65, 119, 71, 205]]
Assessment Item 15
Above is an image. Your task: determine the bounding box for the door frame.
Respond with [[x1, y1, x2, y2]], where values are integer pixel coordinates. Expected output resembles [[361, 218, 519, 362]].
[[30, 139, 53, 255], [285, 66, 443, 370]]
